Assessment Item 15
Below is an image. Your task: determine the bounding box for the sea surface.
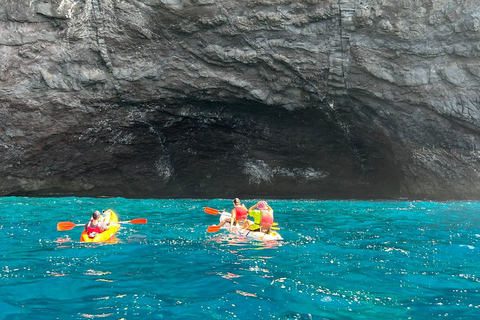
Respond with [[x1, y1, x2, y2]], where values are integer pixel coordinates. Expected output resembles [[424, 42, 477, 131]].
[[1, 197, 479, 320]]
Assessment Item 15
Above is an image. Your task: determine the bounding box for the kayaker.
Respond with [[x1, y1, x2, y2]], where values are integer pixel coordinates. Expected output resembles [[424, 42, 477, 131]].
[[231, 198, 250, 228], [84, 210, 106, 238], [215, 198, 250, 229], [248, 201, 274, 234]]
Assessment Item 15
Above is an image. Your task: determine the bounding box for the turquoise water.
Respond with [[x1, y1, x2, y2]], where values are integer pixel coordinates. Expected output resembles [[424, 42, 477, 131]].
[[1, 197, 479, 319]]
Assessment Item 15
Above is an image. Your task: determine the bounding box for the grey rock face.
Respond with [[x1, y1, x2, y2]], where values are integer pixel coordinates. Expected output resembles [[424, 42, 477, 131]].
[[0, 0, 479, 199]]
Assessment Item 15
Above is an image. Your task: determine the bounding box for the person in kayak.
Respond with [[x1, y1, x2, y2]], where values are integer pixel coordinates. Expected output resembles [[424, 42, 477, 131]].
[[84, 210, 106, 238], [248, 201, 274, 234], [231, 198, 250, 228], [215, 198, 250, 229]]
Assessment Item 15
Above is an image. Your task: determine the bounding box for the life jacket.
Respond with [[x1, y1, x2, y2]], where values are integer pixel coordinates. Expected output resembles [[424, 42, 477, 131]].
[[87, 220, 105, 238], [249, 209, 273, 231], [234, 205, 248, 221], [260, 210, 273, 228]]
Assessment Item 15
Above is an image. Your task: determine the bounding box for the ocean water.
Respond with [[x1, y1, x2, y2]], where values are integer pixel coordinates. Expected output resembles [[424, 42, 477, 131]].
[[1, 197, 479, 320]]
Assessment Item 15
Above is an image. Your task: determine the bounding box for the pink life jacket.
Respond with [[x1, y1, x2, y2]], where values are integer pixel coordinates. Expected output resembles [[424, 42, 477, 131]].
[[234, 205, 248, 221], [260, 210, 273, 227]]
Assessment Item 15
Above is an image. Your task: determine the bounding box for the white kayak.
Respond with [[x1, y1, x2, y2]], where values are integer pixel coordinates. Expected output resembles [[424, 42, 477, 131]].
[[218, 211, 283, 241]]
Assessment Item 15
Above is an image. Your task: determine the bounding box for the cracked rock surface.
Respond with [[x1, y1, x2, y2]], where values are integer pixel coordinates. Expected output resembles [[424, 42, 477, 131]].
[[1, 0, 479, 199]]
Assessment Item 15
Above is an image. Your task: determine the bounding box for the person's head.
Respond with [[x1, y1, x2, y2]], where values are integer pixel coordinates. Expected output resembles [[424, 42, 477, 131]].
[[92, 210, 101, 220], [257, 201, 268, 210], [233, 198, 241, 205]]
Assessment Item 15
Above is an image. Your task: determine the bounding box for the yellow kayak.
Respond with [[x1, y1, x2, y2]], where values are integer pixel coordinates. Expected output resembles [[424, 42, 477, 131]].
[[80, 209, 119, 243]]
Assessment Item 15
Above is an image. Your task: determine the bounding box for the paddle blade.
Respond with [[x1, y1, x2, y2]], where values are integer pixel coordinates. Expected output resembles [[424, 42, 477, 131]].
[[57, 222, 77, 231], [204, 207, 220, 215], [130, 218, 147, 224], [261, 223, 280, 230], [207, 225, 222, 233]]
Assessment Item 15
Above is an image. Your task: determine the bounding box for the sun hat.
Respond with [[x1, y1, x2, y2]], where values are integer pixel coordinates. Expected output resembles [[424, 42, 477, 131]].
[[257, 201, 268, 210]]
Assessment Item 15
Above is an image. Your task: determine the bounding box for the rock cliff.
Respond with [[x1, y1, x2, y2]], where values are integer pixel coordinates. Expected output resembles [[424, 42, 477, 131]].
[[1, 0, 479, 199]]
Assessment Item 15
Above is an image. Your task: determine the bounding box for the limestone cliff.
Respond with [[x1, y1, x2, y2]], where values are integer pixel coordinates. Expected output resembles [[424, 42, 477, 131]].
[[0, 0, 479, 199]]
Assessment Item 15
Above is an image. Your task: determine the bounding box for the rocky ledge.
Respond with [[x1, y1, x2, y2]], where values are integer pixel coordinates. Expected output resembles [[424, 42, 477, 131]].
[[0, 0, 479, 200]]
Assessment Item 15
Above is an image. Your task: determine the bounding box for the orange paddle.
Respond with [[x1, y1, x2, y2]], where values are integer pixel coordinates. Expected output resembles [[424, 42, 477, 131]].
[[206, 225, 222, 233], [57, 222, 83, 231], [204, 207, 221, 215]]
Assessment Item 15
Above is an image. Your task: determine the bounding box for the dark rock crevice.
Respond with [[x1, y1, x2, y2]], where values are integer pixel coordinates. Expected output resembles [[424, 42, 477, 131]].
[[1, 98, 400, 199]]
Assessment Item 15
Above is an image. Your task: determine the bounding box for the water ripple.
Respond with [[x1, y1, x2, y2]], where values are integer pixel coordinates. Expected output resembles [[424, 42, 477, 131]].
[[1, 198, 480, 319]]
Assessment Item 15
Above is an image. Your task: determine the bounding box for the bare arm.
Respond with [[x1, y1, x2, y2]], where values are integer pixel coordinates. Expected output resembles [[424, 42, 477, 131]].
[[248, 202, 259, 211]]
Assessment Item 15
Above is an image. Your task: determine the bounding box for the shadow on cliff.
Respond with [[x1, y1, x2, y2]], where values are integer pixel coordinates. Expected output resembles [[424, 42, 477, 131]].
[[2, 98, 401, 199]]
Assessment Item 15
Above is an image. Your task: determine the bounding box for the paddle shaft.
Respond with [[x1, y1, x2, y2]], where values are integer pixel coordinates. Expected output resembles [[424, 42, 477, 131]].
[[57, 218, 147, 231]]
